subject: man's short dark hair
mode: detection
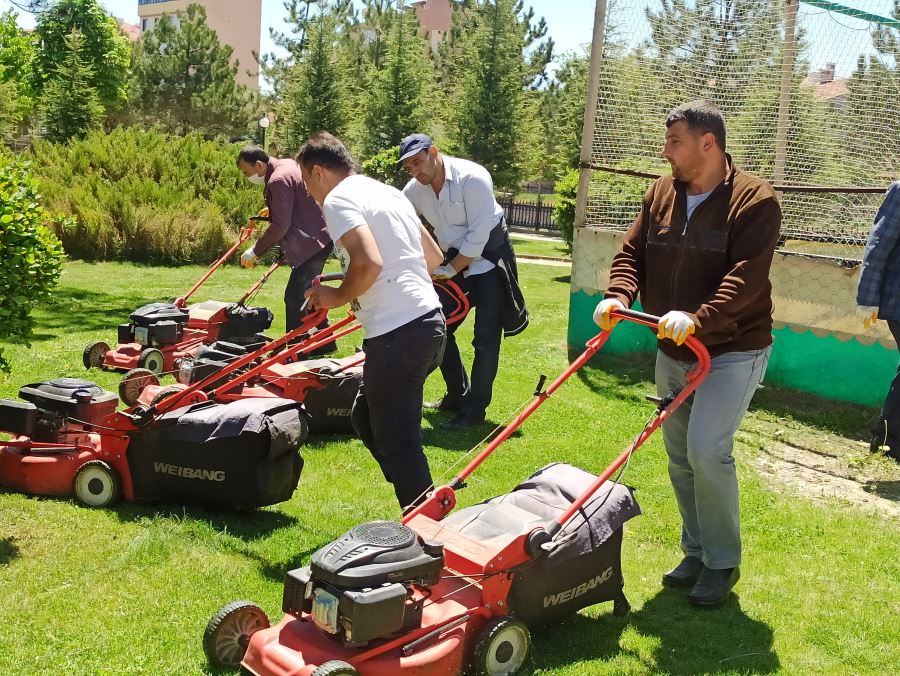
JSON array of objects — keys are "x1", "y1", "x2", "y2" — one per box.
[
  {"x1": 296, "y1": 132, "x2": 355, "y2": 174},
  {"x1": 666, "y1": 100, "x2": 727, "y2": 151},
  {"x1": 237, "y1": 146, "x2": 269, "y2": 166}
]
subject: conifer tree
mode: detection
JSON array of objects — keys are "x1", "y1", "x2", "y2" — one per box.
[
  {"x1": 41, "y1": 29, "x2": 104, "y2": 143},
  {"x1": 130, "y1": 3, "x2": 254, "y2": 137}
]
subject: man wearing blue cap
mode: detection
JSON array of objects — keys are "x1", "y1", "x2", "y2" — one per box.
[{"x1": 400, "y1": 133, "x2": 522, "y2": 430}]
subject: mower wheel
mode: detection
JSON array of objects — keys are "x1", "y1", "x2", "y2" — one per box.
[
  {"x1": 150, "y1": 385, "x2": 186, "y2": 407},
  {"x1": 470, "y1": 617, "x2": 532, "y2": 676},
  {"x1": 311, "y1": 661, "x2": 360, "y2": 676},
  {"x1": 119, "y1": 368, "x2": 160, "y2": 407},
  {"x1": 73, "y1": 460, "x2": 121, "y2": 507},
  {"x1": 138, "y1": 347, "x2": 165, "y2": 374},
  {"x1": 203, "y1": 600, "x2": 269, "y2": 668},
  {"x1": 82, "y1": 341, "x2": 110, "y2": 370}
]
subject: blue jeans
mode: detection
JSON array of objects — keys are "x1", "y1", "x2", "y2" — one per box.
[
  {"x1": 351, "y1": 308, "x2": 446, "y2": 509},
  {"x1": 440, "y1": 268, "x2": 504, "y2": 419},
  {"x1": 655, "y1": 346, "x2": 771, "y2": 569}
]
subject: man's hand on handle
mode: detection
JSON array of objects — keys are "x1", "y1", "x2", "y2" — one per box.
[
  {"x1": 304, "y1": 284, "x2": 345, "y2": 311},
  {"x1": 430, "y1": 263, "x2": 456, "y2": 280},
  {"x1": 593, "y1": 298, "x2": 625, "y2": 331},
  {"x1": 657, "y1": 311, "x2": 695, "y2": 346},
  {"x1": 240, "y1": 246, "x2": 258, "y2": 269}
]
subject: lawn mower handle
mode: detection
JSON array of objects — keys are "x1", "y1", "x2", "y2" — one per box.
[{"x1": 404, "y1": 307, "x2": 711, "y2": 529}]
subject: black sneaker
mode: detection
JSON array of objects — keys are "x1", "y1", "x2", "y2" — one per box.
[
  {"x1": 662, "y1": 555, "x2": 704, "y2": 587},
  {"x1": 688, "y1": 566, "x2": 740, "y2": 607}
]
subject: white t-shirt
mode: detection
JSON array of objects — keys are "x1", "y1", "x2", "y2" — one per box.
[{"x1": 322, "y1": 174, "x2": 440, "y2": 338}]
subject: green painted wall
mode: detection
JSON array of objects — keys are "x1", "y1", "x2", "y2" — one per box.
[{"x1": 568, "y1": 288, "x2": 895, "y2": 407}]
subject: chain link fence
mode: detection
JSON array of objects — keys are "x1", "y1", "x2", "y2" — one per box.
[{"x1": 580, "y1": 0, "x2": 899, "y2": 261}]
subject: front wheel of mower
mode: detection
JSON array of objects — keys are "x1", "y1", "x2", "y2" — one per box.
[
  {"x1": 470, "y1": 617, "x2": 532, "y2": 676},
  {"x1": 138, "y1": 347, "x2": 165, "y2": 374},
  {"x1": 119, "y1": 368, "x2": 159, "y2": 407},
  {"x1": 203, "y1": 600, "x2": 269, "y2": 668},
  {"x1": 150, "y1": 385, "x2": 186, "y2": 407},
  {"x1": 312, "y1": 661, "x2": 359, "y2": 676},
  {"x1": 82, "y1": 341, "x2": 110, "y2": 369},
  {"x1": 73, "y1": 460, "x2": 121, "y2": 507}
]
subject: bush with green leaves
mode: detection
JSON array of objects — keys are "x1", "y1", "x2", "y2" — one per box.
[
  {"x1": 25, "y1": 127, "x2": 263, "y2": 264},
  {"x1": 553, "y1": 168, "x2": 578, "y2": 248},
  {"x1": 0, "y1": 159, "x2": 64, "y2": 373},
  {"x1": 361, "y1": 145, "x2": 409, "y2": 190}
]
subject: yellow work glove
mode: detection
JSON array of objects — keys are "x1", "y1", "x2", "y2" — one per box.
[
  {"x1": 861, "y1": 306, "x2": 878, "y2": 330},
  {"x1": 658, "y1": 311, "x2": 695, "y2": 346},
  {"x1": 257, "y1": 207, "x2": 270, "y2": 219},
  {"x1": 593, "y1": 298, "x2": 625, "y2": 331}
]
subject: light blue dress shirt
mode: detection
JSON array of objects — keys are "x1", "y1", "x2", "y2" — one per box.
[{"x1": 403, "y1": 156, "x2": 505, "y2": 277}]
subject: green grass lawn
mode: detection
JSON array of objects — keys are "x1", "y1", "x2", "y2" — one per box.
[
  {"x1": 511, "y1": 235, "x2": 571, "y2": 260},
  {"x1": 1, "y1": 260, "x2": 898, "y2": 674}
]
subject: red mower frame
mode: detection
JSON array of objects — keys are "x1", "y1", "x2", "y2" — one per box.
[{"x1": 209, "y1": 309, "x2": 711, "y2": 676}]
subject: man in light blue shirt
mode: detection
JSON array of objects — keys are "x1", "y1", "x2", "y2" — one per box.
[{"x1": 400, "y1": 133, "x2": 508, "y2": 429}]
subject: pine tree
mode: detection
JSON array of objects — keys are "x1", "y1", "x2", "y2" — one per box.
[
  {"x1": 361, "y1": 7, "x2": 431, "y2": 156},
  {"x1": 130, "y1": 3, "x2": 254, "y2": 137},
  {"x1": 41, "y1": 29, "x2": 104, "y2": 143},
  {"x1": 32, "y1": 0, "x2": 131, "y2": 109},
  {"x1": 454, "y1": 0, "x2": 535, "y2": 191},
  {"x1": 274, "y1": 11, "x2": 347, "y2": 155}
]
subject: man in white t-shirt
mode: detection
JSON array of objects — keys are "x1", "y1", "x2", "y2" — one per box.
[{"x1": 297, "y1": 131, "x2": 446, "y2": 510}]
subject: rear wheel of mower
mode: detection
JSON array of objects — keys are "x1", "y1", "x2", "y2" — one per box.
[
  {"x1": 311, "y1": 660, "x2": 360, "y2": 676},
  {"x1": 470, "y1": 617, "x2": 532, "y2": 676},
  {"x1": 138, "y1": 347, "x2": 165, "y2": 374},
  {"x1": 82, "y1": 341, "x2": 110, "y2": 369},
  {"x1": 119, "y1": 368, "x2": 159, "y2": 407},
  {"x1": 203, "y1": 600, "x2": 269, "y2": 668},
  {"x1": 73, "y1": 460, "x2": 121, "y2": 507},
  {"x1": 150, "y1": 385, "x2": 186, "y2": 407}
]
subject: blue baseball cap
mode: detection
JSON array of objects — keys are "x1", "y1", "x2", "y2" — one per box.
[{"x1": 398, "y1": 133, "x2": 434, "y2": 163}]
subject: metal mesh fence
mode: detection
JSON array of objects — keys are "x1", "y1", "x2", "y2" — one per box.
[{"x1": 582, "y1": 0, "x2": 900, "y2": 261}]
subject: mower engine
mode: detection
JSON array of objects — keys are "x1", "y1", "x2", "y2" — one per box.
[
  {"x1": 282, "y1": 521, "x2": 444, "y2": 648},
  {"x1": 0, "y1": 378, "x2": 118, "y2": 444},
  {"x1": 120, "y1": 302, "x2": 189, "y2": 348}
]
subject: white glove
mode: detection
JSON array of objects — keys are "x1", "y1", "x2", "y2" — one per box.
[
  {"x1": 658, "y1": 311, "x2": 695, "y2": 346},
  {"x1": 861, "y1": 306, "x2": 878, "y2": 330},
  {"x1": 430, "y1": 263, "x2": 456, "y2": 280},
  {"x1": 240, "y1": 246, "x2": 257, "y2": 268},
  {"x1": 593, "y1": 298, "x2": 625, "y2": 331}
]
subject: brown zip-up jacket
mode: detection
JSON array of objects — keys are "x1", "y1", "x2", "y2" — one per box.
[{"x1": 605, "y1": 155, "x2": 782, "y2": 360}]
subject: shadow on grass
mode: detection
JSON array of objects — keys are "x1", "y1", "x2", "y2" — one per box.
[
  {"x1": 0, "y1": 536, "x2": 19, "y2": 565},
  {"x1": 574, "y1": 351, "x2": 879, "y2": 442},
  {"x1": 863, "y1": 478, "x2": 900, "y2": 502},
  {"x1": 553, "y1": 274, "x2": 571, "y2": 283},
  {"x1": 532, "y1": 587, "x2": 778, "y2": 674},
  {"x1": 31, "y1": 287, "x2": 152, "y2": 341},
  {"x1": 423, "y1": 410, "x2": 524, "y2": 452},
  {"x1": 112, "y1": 502, "x2": 298, "y2": 542}
]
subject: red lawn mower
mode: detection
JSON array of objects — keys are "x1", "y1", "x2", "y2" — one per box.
[
  {"x1": 133, "y1": 276, "x2": 471, "y2": 435},
  {"x1": 202, "y1": 309, "x2": 711, "y2": 676},
  {"x1": 0, "y1": 308, "x2": 336, "y2": 510},
  {"x1": 82, "y1": 213, "x2": 280, "y2": 406}
]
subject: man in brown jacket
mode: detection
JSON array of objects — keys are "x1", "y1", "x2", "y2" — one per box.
[
  {"x1": 594, "y1": 101, "x2": 781, "y2": 606},
  {"x1": 236, "y1": 146, "x2": 334, "y2": 343}
]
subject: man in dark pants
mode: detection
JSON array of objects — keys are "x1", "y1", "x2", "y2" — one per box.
[
  {"x1": 298, "y1": 132, "x2": 446, "y2": 510},
  {"x1": 236, "y1": 146, "x2": 335, "y2": 344},
  {"x1": 400, "y1": 134, "x2": 509, "y2": 430},
  {"x1": 857, "y1": 180, "x2": 900, "y2": 461}
]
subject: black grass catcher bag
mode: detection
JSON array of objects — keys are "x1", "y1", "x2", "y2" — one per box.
[
  {"x1": 296, "y1": 356, "x2": 363, "y2": 434},
  {"x1": 219, "y1": 303, "x2": 274, "y2": 340},
  {"x1": 442, "y1": 462, "x2": 641, "y2": 624},
  {"x1": 127, "y1": 398, "x2": 307, "y2": 509}
]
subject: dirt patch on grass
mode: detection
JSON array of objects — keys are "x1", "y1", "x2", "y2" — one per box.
[{"x1": 738, "y1": 414, "x2": 900, "y2": 519}]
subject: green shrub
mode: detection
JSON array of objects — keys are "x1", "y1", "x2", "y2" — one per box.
[
  {"x1": 553, "y1": 168, "x2": 578, "y2": 248},
  {"x1": 361, "y1": 145, "x2": 409, "y2": 190},
  {"x1": 25, "y1": 126, "x2": 262, "y2": 264},
  {"x1": 0, "y1": 160, "x2": 65, "y2": 372}
]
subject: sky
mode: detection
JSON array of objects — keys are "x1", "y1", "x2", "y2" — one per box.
[{"x1": 2, "y1": 0, "x2": 896, "y2": 80}]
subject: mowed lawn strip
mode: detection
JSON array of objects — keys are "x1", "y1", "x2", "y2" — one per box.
[{"x1": 0, "y1": 260, "x2": 897, "y2": 674}]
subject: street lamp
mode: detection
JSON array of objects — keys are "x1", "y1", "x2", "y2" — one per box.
[{"x1": 259, "y1": 115, "x2": 270, "y2": 153}]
